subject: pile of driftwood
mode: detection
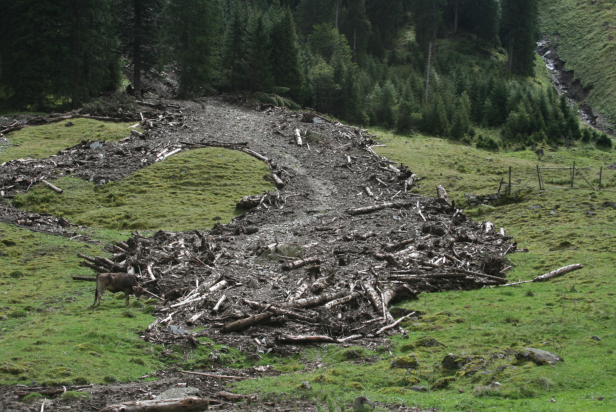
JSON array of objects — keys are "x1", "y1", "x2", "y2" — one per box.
[{"x1": 75, "y1": 191, "x2": 517, "y2": 350}]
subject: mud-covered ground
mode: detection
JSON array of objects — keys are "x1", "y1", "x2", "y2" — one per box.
[{"x1": 0, "y1": 96, "x2": 517, "y2": 411}]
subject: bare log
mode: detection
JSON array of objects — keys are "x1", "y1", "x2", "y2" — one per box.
[
  {"x1": 289, "y1": 283, "x2": 309, "y2": 301},
  {"x1": 272, "y1": 173, "x2": 285, "y2": 188},
  {"x1": 77, "y1": 253, "x2": 97, "y2": 263},
  {"x1": 502, "y1": 264, "x2": 585, "y2": 287},
  {"x1": 436, "y1": 185, "x2": 449, "y2": 204},
  {"x1": 533, "y1": 264, "x2": 584, "y2": 282},
  {"x1": 41, "y1": 179, "x2": 63, "y2": 194},
  {"x1": 80, "y1": 261, "x2": 108, "y2": 273},
  {"x1": 282, "y1": 256, "x2": 320, "y2": 270},
  {"x1": 197, "y1": 272, "x2": 223, "y2": 294},
  {"x1": 277, "y1": 334, "x2": 339, "y2": 344},
  {"x1": 347, "y1": 201, "x2": 412, "y2": 216},
  {"x1": 221, "y1": 311, "x2": 273, "y2": 333},
  {"x1": 243, "y1": 149, "x2": 270, "y2": 163},
  {"x1": 294, "y1": 128, "x2": 303, "y2": 146},
  {"x1": 282, "y1": 289, "x2": 347, "y2": 309},
  {"x1": 179, "y1": 370, "x2": 244, "y2": 379},
  {"x1": 101, "y1": 397, "x2": 210, "y2": 412},
  {"x1": 212, "y1": 295, "x2": 226, "y2": 313},
  {"x1": 186, "y1": 311, "x2": 205, "y2": 325},
  {"x1": 324, "y1": 291, "x2": 361, "y2": 309},
  {"x1": 209, "y1": 280, "x2": 228, "y2": 293},
  {"x1": 362, "y1": 282, "x2": 395, "y2": 323}
]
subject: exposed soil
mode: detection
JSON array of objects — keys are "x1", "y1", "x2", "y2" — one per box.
[{"x1": 0, "y1": 96, "x2": 517, "y2": 411}]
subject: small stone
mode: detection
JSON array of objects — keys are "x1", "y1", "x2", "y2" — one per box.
[
  {"x1": 65, "y1": 121, "x2": 74, "y2": 127},
  {"x1": 597, "y1": 396, "x2": 604, "y2": 401},
  {"x1": 410, "y1": 385, "x2": 428, "y2": 392},
  {"x1": 353, "y1": 396, "x2": 375, "y2": 411},
  {"x1": 489, "y1": 382, "x2": 502, "y2": 388},
  {"x1": 591, "y1": 335, "x2": 601, "y2": 341},
  {"x1": 549, "y1": 397, "x2": 556, "y2": 403},
  {"x1": 300, "y1": 381, "x2": 312, "y2": 390},
  {"x1": 486, "y1": 158, "x2": 493, "y2": 162}
]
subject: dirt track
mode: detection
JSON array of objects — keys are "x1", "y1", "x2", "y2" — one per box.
[{"x1": 0, "y1": 96, "x2": 516, "y2": 411}]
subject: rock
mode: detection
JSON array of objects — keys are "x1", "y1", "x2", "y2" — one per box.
[
  {"x1": 409, "y1": 385, "x2": 428, "y2": 393},
  {"x1": 155, "y1": 386, "x2": 200, "y2": 400},
  {"x1": 89, "y1": 141, "x2": 103, "y2": 149},
  {"x1": 489, "y1": 382, "x2": 501, "y2": 388},
  {"x1": 65, "y1": 121, "x2": 74, "y2": 127},
  {"x1": 591, "y1": 335, "x2": 601, "y2": 341},
  {"x1": 391, "y1": 354, "x2": 419, "y2": 369},
  {"x1": 527, "y1": 205, "x2": 542, "y2": 210},
  {"x1": 353, "y1": 396, "x2": 375, "y2": 411},
  {"x1": 516, "y1": 348, "x2": 564, "y2": 365},
  {"x1": 602, "y1": 202, "x2": 616, "y2": 209},
  {"x1": 299, "y1": 381, "x2": 312, "y2": 390},
  {"x1": 486, "y1": 158, "x2": 493, "y2": 162},
  {"x1": 442, "y1": 353, "x2": 464, "y2": 370}
]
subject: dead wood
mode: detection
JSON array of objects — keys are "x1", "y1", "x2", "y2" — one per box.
[
  {"x1": 436, "y1": 185, "x2": 449, "y2": 204},
  {"x1": 282, "y1": 289, "x2": 347, "y2": 309},
  {"x1": 100, "y1": 397, "x2": 210, "y2": 412},
  {"x1": 282, "y1": 256, "x2": 320, "y2": 270},
  {"x1": 502, "y1": 264, "x2": 584, "y2": 287},
  {"x1": 376, "y1": 311, "x2": 415, "y2": 335},
  {"x1": 362, "y1": 282, "x2": 395, "y2": 323},
  {"x1": 347, "y1": 201, "x2": 412, "y2": 216},
  {"x1": 41, "y1": 179, "x2": 63, "y2": 194},
  {"x1": 221, "y1": 312, "x2": 273, "y2": 333},
  {"x1": 179, "y1": 370, "x2": 245, "y2": 380},
  {"x1": 243, "y1": 300, "x2": 317, "y2": 323}
]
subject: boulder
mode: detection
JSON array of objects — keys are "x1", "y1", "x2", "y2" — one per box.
[
  {"x1": 516, "y1": 348, "x2": 564, "y2": 365},
  {"x1": 391, "y1": 354, "x2": 419, "y2": 370},
  {"x1": 353, "y1": 396, "x2": 375, "y2": 411}
]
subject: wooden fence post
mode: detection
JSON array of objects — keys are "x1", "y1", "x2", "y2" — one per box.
[
  {"x1": 536, "y1": 165, "x2": 542, "y2": 190},
  {"x1": 599, "y1": 167, "x2": 603, "y2": 190}
]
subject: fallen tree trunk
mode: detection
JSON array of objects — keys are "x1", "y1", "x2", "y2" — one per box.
[
  {"x1": 272, "y1": 173, "x2": 285, "y2": 188},
  {"x1": 221, "y1": 311, "x2": 273, "y2": 333},
  {"x1": 436, "y1": 185, "x2": 449, "y2": 204},
  {"x1": 501, "y1": 264, "x2": 584, "y2": 287},
  {"x1": 101, "y1": 397, "x2": 210, "y2": 412},
  {"x1": 282, "y1": 256, "x2": 320, "y2": 270},
  {"x1": 41, "y1": 179, "x2": 63, "y2": 193},
  {"x1": 347, "y1": 201, "x2": 412, "y2": 216},
  {"x1": 362, "y1": 282, "x2": 394, "y2": 323},
  {"x1": 294, "y1": 129, "x2": 303, "y2": 146},
  {"x1": 243, "y1": 300, "x2": 317, "y2": 323},
  {"x1": 282, "y1": 289, "x2": 347, "y2": 309},
  {"x1": 324, "y1": 291, "x2": 361, "y2": 309}
]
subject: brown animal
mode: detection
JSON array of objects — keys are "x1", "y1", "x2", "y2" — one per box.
[{"x1": 94, "y1": 273, "x2": 145, "y2": 307}]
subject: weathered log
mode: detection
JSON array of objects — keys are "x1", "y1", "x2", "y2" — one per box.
[
  {"x1": 41, "y1": 179, "x2": 63, "y2": 194},
  {"x1": 436, "y1": 185, "x2": 449, "y2": 204},
  {"x1": 324, "y1": 291, "x2": 361, "y2": 309},
  {"x1": 501, "y1": 264, "x2": 584, "y2": 287},
  {"x1": 208, "y1": 280, "x2": 227, "y2": 293},
  {"x1": 294, "y1": 128, "x2": 303, "y2": 146},
  {"x1": 221, "y1": 311, "x2": 273, "y2": 333},
  {"x1": 179, "y1": 370, "x2": 244, "y2": 379},
  {"x1": 272, "y1": 173, "x2": 285, "y2": 188},
  {"x1": 78, "y1": 253, "x2": 97, "y2": 263},
  {"x1": 131, "y1": 130, "x2": 145, "y2": 138},
  {"x1": 243, "y1": 149, "x2": 270, "y2": 163},
  {"x1": 362, "y1": 282, "x2": 395, "y2": 323},
  {"x1": 186, "y1": 311, "x2": 205, "y2": 325},
  {"x1": 282, "y1": 256, "x2": 320, "y2": 270},
  {"x1": 347, "y1": 201, "x2": 412, "y2": 216},
  {"x1": 277, "y1": 334, "x2": 338, "y2": 344},
  {"x1": 364, "y1": 187, "x2": 374, "y2": 197},
  {"x1": 101, "y1": 397, "x2": 210, "y2": 412},
  {"x1": 212, "y1": 295, "x2": 226, "y2": 313},
  {"x1": 80, "y1": 261, "x2": 108, "y2": 273},
  {"x1": 383, "y1": 239, "x2": 414, "y2": 252},
  {"x1": 289, "y1": 283, "x2": 309, "y2": 301},
  {"x1": 282, "y1": 289, "x2": 347, "y2": 309},
  {"x1": 197, "y1": 272, "x2": 223, "y2": 294}
]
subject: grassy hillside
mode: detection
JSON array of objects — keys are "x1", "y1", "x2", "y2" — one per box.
[
  {"x1": 539, "y1": 0, "x2": 616, "y2": 124},
  {"x1": 228, "y1": 134, "x2": 616, "y2": 411}
]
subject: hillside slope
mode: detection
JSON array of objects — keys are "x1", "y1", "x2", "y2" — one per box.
[{"x1": 539, "y1": 0, "x2": 616, "y2": 129}]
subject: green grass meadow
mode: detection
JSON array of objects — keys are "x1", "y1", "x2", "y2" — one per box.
[
  {"x1": 0, "y1": 118, "x2": 139, "y2": 164},
  {"x1": 2, "y1": 118, "x2": 616, "y2": 410},
  {"x1": 12, "y1": 147, "x2": 273, "y2": 232}
]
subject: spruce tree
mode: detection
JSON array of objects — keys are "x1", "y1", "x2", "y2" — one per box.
[
  {"x1": 270, "y1": 7, "x2": 304, "y2": 102},
  {"x1": 501, "y1": 0, "x2": 538, "y2": 75},
  {"x1": 341, "y1": 0, "x2": 371, "y2": 62},
  {"x1": 244, "y1": 12, "x2": 274, "y2": 93},
  {"x1": 221, "y1": 1, "x2": 248, "y2": 91},
  {"x1": 365, "y1": 0, "x2": 404, "y2": 47},
  {"x1": 296, "y1": 0, "x2": 336, "y2": 35},
  {"x1": 162, "y1": 0, "x2": 220, "y2": 98},
  {"x1": 118, "y1": 0, "x2": 164, "y2": 97}
]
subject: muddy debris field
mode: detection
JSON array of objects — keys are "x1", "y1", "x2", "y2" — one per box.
[{"x1": 0, "y1": 96, "x2": 518, "y2": 410}]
